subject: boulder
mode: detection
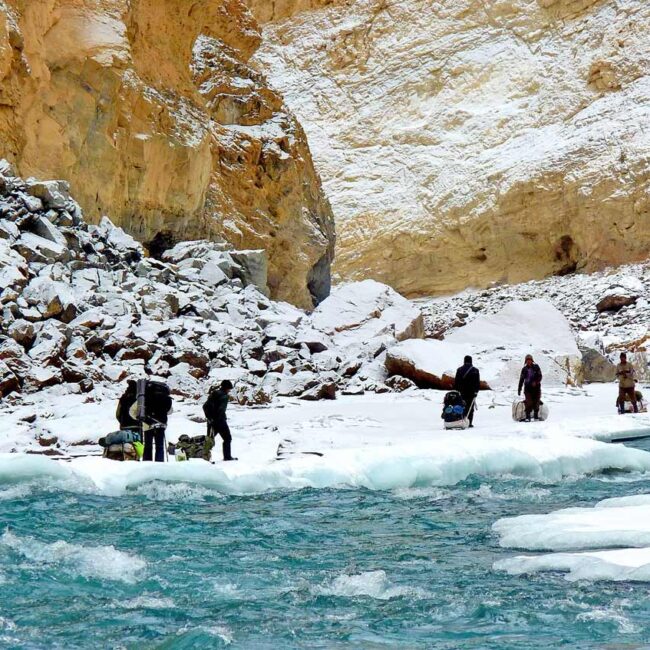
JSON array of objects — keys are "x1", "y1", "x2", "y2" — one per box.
[
  {"x1": 26, "y1": 179, "x2": 70, "y2": 209},
  {"x1": 22, "y1": 277, "x2": 78, "y2": 321},
  {"x1": 230, "y1": 249, "x2": 270, "y2": 296},
  {"x1": 385, "y1": 375, "x2": 417, "y2": 392},
  {"x1": 294, "y1": 327, "x2": 330, "y2": 353},
  {"x1": 29, "y1": 216, "x2": 68, "y2": 248},
  {"x1": 28, "y1": 324, "x2": 68, "y2": 366},
  {"x1": 596, "y1": 293, "x2": 638, "y2": 313},
  {"x1": 300, "y1": 380, "x2": 337, "y2": 401},
  {"x1": 310, "y1": 280, "x2": 424, "y2": 350},
  {"x1": 14, "y1": 232, "x2": 68, "y2": 263},
  {"x1": 0, "y1": 219, "x2": 19, "y2": 240},
  {"x1": 0, "y1": 360, "x2": 20, "y2": 396},
  {"x1": 385, "y1": 339, "x2": 461, "y2": 389},
  {"x1": 97, "y1": 217, "x2": 143, "y2": 261},
  {"x1": 235, "y1": 384, "x2": 273, "y2": 406},
  {"x1": 580, "y1": 348, "x2": 617, "y2": 383},
  {"x1": 8, "y1": 319, "x2": 35, "y2": 347},
  {"x1": 25, "y1": 366, "x2": 63, "y2": 390},
  {"x1": 445, "y1": 299, "x2": 582, "y2": 387},
  {"x1": 246, "y1": 358, "x2": 267, "y2": 376}
]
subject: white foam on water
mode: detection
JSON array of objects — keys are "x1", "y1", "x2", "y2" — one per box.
[
  {"x1": 213, "y1": 582, "x2": 242, "y2": 599},
  {"x1": 392, "y1": 486, "x2": 452, "y2": 501},
  {"x1": 120, "y1": 596, "x2": 176, "y2": 610},
  {"x1": 132, "y1": 481, "x2": 221, "y2": 502},
  {"x1": 1, "y1": 530, "x2": 146, "y2": 583},
  {"x1": 177, "y1": 623, "x2": 233, "y2": 645},
  {"x1": 3, "y1": 432, "x2": 650, "y2": 497},
  {"x1": 0, "y1": 484, "x2": 32, "y2": 501},
  {"x1": 313, "y1": 570, "x2": 428, "y2": 600},
  {"x1": 576, "y1": 608, "x2": 640, "y2": 634}
]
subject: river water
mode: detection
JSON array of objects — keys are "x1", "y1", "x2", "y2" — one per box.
[{"x1": 3, "y1": 441, "x2": 650, "y2": 649}]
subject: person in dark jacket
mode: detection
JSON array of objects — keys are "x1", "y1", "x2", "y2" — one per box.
[
  {"x1": 518, "y1": 354, "x2": 543, "y2": 421},
  {"x1": 203, "y1": 380, "x2": 237, "y2": 461},
  {"x1": 139, "y1": 380, "x2": 173, "y2": 462},
  {"x1": 116, "y1": 380, "x2": 139, "y2": 431},
  {"x1": 454, "y1": 355, "x2": 481, "y2": 427}
]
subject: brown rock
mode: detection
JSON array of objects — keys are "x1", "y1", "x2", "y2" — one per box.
[
  {"x1": 0, "y1": 360, "x2": 20, "y2": 396},
  {"x1": 596, "y1": 294, "x2": 638, "y2": 313},
  {"x1": 385, "y1": 375, "x2": 416, "y2": 392},
  {"x1": 299, "y1": 380, "x2": 337, "y2": 400},
  {"x1": 385, "y1": 353, "x2": 454, "y2": 390}
]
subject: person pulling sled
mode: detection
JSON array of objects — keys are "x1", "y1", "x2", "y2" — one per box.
[
  {"x1": 454, "y1": 355, "x2": 480, "y2": 427},
  {"x1": 616, "y1": 352, "x2": 638, "y2": 414},
  {"x1": 517, "y1": 355, "x2": 543, "y2": 422}
]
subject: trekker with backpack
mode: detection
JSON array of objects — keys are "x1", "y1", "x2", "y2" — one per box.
[
  {"x1": 131, "y1": 379, "x2": 173, "y2": 462},
  {"x1": 517, "y1": 354, "x2": 542, "y2": 421},
  {"x1": 203, "y1": 380, "x2": 237, "y2": 461},
  {"x1": 454, "y1": 355, "x2": 480, "y2": 427}
]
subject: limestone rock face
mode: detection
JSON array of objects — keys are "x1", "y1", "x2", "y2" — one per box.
[
  {"x1": 250, "y1": 0, "x2": 650, "y2": 297},
  {"x1": 0, "y1": 0, "x2": 334, "y2": 307}
]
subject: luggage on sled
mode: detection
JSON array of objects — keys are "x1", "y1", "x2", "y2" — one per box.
[
  {"x1": 512, "y1": 399, "x2": 549, "y2": 422},
  {"x1": 618, "y1": 390, "x2": 648, "y2": 414},
  {"x1": 441, "y1": 390, "x2": 470, "y2": 430}
]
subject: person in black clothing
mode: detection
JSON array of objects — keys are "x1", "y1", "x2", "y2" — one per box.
[
  {"x1": 203, "y1": 380, "x2": 237, "y2": 461},
  {"x1": 116, "y1": 380, "x2": 139, "y2": 431},
  {"x1": 140, "y1": 380, "x2": 173, "y2": 462},
  {"x1": 454, "y1": 355, "x2": 481, "y2": 427},
  {"x1": 517, "y1": 354, "x2": 543, "y2": 421}
]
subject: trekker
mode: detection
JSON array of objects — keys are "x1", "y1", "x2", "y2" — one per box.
[
  {"x1": 454, "y1": 355, "x2": 480, "y2": 428},
  {"x1": 616, "y1": 352, "x2": 638, "y2": 414},
  {"x1": 132, "y1": 379, "x2": 173, "y2": 462},
  {"x1": 116, "y1": 380, "x2": 139, "y2": 431},
  {"x1": 203, "y1": 380, "x2": 237, "y2": 461},
  {"x1": 518, "y1": 354, "x2": 542, "y2": 421}
]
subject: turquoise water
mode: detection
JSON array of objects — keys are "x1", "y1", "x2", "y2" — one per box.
[{"x1": 3, "y1": 445, "x2": 650, "y2": 648}]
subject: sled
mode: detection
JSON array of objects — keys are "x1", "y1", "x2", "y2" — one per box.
[
  {"x1": 512, "y1": 399, "x2": 549, "y2": 422},
  {"x1": 443, "y1": 417, "x2": 470, "y2": 431},
  {"x1": 619, "y1": 399, "x2": 648, "y2": 414}
]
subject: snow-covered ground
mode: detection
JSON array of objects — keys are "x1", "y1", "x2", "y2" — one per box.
[{"x1": 1, "y1": 383, "x2": 648, "y2": 497}]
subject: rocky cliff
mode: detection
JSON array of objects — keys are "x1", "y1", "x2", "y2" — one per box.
[
  {"x1": 0, "y1": 0, "x2": 334, "y2": 307},
  {"x1": 249, "y1": 0, "x2": 650, "y2": 297}
]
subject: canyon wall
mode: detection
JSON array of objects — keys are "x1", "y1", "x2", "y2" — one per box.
[
  {"x1": 249, "y1": 0, "x2": 650, "y2": 296},
  {"x1": 0, "y1": 0, "x2": 335, "y2": 307}
]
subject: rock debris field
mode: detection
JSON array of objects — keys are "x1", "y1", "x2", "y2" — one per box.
[{"x1": 0, "y1": 164, "x2": 424, "y2": 409}]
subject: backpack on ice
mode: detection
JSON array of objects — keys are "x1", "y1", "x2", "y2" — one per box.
[
  {"x1": 512, "y1": 399, "x2": 549, "y2": 422},
  {"x1": 99, "y1": 430, "x2": 143, "y2": 461},
  {"x1": 441, "y1": 391, "x2": 469, "y2": 430},
  {"x1": 172, "y1": 434, "x2": 212, "y2": 461}
]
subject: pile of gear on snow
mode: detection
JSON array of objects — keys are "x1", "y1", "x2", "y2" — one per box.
[{"x1": 0, "y1": 163, "x2": 425, "y2": 404}]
